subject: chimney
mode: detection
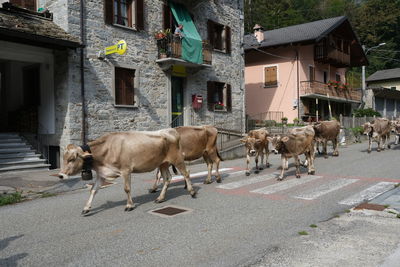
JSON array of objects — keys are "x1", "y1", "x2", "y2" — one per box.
[{"x1": 253, "y1": 24, "x2": 264, "y2": 43}]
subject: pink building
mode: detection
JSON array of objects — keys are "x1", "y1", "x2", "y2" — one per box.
[{"x1": 244, "y1": 16, "x2": 367, "y2": 123}]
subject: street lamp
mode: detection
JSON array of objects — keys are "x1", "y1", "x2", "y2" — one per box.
[{"x1": 361, "y1": 43, "x2": 386, "y2": 106}]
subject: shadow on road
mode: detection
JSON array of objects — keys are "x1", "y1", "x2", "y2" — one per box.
[{"x1": 0, "y1": 235, "x2": 28, "y2": 267}]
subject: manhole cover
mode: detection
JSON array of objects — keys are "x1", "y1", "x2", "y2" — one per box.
[
  {"x1": 149, "y1": 205, "x2": 192, "y2": 218},
  {"x1": 354, "y1": 203, "x2": 386, "y2": 211}
]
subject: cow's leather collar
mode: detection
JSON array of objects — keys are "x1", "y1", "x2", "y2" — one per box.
[{"x1": 80, "y1": 144, "x2": 91, "y2": 154}]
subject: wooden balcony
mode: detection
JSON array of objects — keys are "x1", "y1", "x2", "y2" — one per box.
[
  {"x1": 300, "y1": 81, "x2": 361, "y2": 102},
  {"x1": 156, "y1": 36, "x2": 212, "y2": 69},
  {"x1": 314, "y1": 43, "x2": 351, "y2": 67}
]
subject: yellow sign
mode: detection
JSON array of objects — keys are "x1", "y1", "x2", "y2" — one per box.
[
  {"x1": 172, "y1": 65, "x2": 187, "y2": 77},
  {"x1": 105, "y1": 40, "x2": 127, "y2": 55}
]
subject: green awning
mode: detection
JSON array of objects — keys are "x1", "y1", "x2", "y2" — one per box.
[{"x1": 169, "y1": 2, "x2": 203, "y2": 64}]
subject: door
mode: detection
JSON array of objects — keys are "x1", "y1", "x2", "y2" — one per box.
[{"x1": 171, "y1": 76, "x2": 184, "y2": 127}]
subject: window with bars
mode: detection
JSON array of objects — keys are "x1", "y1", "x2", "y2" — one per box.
[
  {"x1": 207, "y1": 81, "x2": 232, "y2": 112},
  {"x1": 207, "y1": 20, "x2": 231, "y2": 53},
  {"x1": 115, "y1": 67, "x2": 136, "y2": 106},
  {"x1": 10, "y1": 0, "x2": 36, "y2": 11},
  {"x1": 105, "y1": 0, "x2": 144, "y2": 30},
  {"x1": 264, "y1": 66, "x2": 278, "y2": 87}
]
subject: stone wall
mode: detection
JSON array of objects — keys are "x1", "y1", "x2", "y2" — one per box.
[{"x1": 46, "y1": 0, "x2": 244, "y2": 148}]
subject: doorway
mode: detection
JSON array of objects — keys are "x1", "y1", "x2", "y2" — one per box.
[{"x1": 171, "y1": 76, "x2": 184, "y2": 127}]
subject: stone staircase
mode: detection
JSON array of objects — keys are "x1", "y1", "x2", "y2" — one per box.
[{"x1": 0, "y1": 133, "x2": 50, "y2": 173}]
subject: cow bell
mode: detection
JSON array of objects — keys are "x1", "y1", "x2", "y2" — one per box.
[{"x1": 81, "y1": 170, "x2": 93, "y2": 180}]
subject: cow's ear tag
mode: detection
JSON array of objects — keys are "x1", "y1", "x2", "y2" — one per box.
[{"x1": 281, "y1": 136, "x2": 289, "y2": 142}]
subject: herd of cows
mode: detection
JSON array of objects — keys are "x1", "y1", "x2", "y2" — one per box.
[{"x1": 57, "y1": 118, "x2": 400, "y2": 214}]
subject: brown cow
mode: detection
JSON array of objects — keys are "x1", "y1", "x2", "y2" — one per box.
[
  {"x1": 268, "y1": 126, "x2": 315, "y2": 180},
  {"x1": 363, "y1": 118, "x2": 392, "y2": 153},
  {"x1": 241, "y1": 128, "x2": 270, "y2": 176},
  {"x1": 150, "y1": 125, "x2": 223, "y2": 192},
  {"x1": 390, "y1": 119, "x2": 400, "y2": 145},
  {"x1": 58, "y1": 129, "x2": 196, "y2": 214},
  {"x1": 313, "y1": 120, "x2": 341, "y2": 158}
]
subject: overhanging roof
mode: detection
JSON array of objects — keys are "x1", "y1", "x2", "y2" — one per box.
[
  {"x1": 0, "y1": 4, "x2": 82, "y2": 49},
  {"x1": 368, "y1": 87, "x2": 400, "y2": 100},
  {"x1": 366, "y1": 68, "x2": 400, "y2": 82}
]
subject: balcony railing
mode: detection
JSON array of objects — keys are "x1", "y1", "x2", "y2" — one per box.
[
  {"x1": 156, "y1": 36, "x2": 212, "y2": 65},
  {"x1": 300, "y1": 81, "x2": 361, "y2": 102},
  {"x1": 315, "y1": 43, "x2": 350, "y2": 67}
]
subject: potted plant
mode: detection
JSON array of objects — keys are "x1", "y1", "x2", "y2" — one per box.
[
  {"x1": 159, "y1": 48, "x2": 167, "y2": 58},
  {"x1": 293, "y1": 117, "x2": 299, "y2": 125},
  {"x1": 281, "y1": 117, "x2": 288, "y2": 125},
  {"x1": 214, "y1": 101, "x2": 225, "y2": 110},
  {"x1": 154, "y1": 28, "x2": 171, "y2": 40}
]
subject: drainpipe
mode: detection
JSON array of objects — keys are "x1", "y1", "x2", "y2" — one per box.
[
  {"x1": 296, "y1": 49, "x2": 300, "y2": 120},
  {"x1": 80, "y1": 0, "x2": 87, "y2": 143}
]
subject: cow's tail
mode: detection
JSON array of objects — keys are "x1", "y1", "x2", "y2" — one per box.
[
  {"x1": 171, "y1": 165, "x2": 178, "y2": 175},
  {"x1": 217, "y1": 149, "x2": 224, "y2": 161}
]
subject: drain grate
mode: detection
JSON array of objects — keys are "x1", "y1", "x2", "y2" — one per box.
[
  {"x1": 149, "y1": 205, "x2": 192, "y2": 218},
  {"x1": 354, "y1": 203, "x2": 386, "y2": 211}
]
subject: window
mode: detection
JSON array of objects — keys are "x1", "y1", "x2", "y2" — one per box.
[
  {"x1": 115, "y1": 67, "x2": 136, "y2": 106},
  {"x1": 207, "y1": 20, "x2": 231, "y2": 53},
  {"x1": 309, "y1": 66, "x2": 315, "y2": 82},
  {"x1": 323, "y1": 71, "x2": 328, "y2": 83},
  {"x1": 105, "y1": 0, "x2": 144, "y2": 30},
  {"x1": 10, "y1": 0, "x2": 36, "y2": 11},
  {"x1": 207, "y1": 81, "x2": 232, "y2": 111},
  {"x1": 264, "y1": 66, "x2": 278, "y2": 87},
  {"x1": 335, "y1": 73, "x2": 341, "y2": 82}
]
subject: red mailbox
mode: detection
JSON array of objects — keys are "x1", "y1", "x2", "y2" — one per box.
[{"x1": 192, "y1": 94, "x2": 203, "y2": 110}]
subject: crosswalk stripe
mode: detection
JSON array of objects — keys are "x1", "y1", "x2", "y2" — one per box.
[
  {"x1": 216, "y1": 173, "x2": 279, "y2": 190},
  {"x1": 338, "y1": 182, "x2": 397, "y2": 206},
  {"x1": 250, "y1": 175, "x2": 323, "y2": 195},
  {"x1": 171, "y1": 168, "x2": 233, "y2": 181},
  {"x1": 293, "y1": 178, "x2": 358, "y2": 200}
]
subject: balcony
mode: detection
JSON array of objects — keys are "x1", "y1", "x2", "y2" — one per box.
[
  {"x1": 314, "y1": 43, "x2": 350, "y2": 67},
  {"x1": 156, "y1": 36, "x2": 212, "y2": 70},
  {"x1": 300, "y1": 81, "x2": 361, "y2": 102}
]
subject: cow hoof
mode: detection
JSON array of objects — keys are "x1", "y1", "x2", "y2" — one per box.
[
  {"x1": 81, "y1": 209, "x2": 90, "y2": 215},
  {"x1": 388, "y1": 145, "x2": 391, "y2": 149},
  {"x1": 216, "y1": 178, "x2": 222, "y2": 183},
  {"x1": 190, "y1": 190, "x2": 197, "y2": 198},
  {"x1": 308, "y1": 170, "x2": 315, "y2": 175},
  {"x1": 245, "y1": 171, "x2": 250, "y2": 176},
  {"x1": 154, "y1": 198, "x2": 165, "y2": 203},
  {"x1": 259, "y1": 167, "x2": 264, "y2": 171},
  {"x1": 367, "y1": 150, "x2": 371, "y2": 154},
  {"x1": 149, "y1": 188, "x2": 157, "y2": 193},
  {"x1": 203, "y1": 180, "x2": 212, "y2": 184},
  {"x1": 377, "y1": 149, "x2": 381, "y2": 152},
  {"x1": 266, "y1": 163, "x2": 270, "y2": 168},
  {"x1": 255, "y1": 170, "x2": 259, "y2": 174},
  {"x1": 324, "y1": 155, "x2": 328, "y2": 159},
  {"x1": 333, "y1": 153, "x2": 339, "y2": 157},
  {"x1": 124, "y1": 206, "x2": 134, "y2": 212},
  {"x1": 277, "y1": 177, "x2": 283, "y2": 181},
  {"x1": 296, "y1": 174, "x2": 301, "y2": 178}
]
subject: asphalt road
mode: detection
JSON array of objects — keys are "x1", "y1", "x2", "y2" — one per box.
[{"x1": 1, "y1": 142, "x2": 399, "y2": 266}]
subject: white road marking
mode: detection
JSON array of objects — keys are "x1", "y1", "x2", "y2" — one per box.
[
  {"x1": 338, "y1": 182, "x2": 397, "y2": 206},
  {"x1": 293, "y1": 178, "x2": 358, "y2": 200},
  {"x1": 216, "y1": 173, "x2": 279, "y2": 190},
  {"x1": 171, "y1": 168, "x2": 233, "y2": 181},
  {"x1": 250, "y1": 175, "x2": 323, "y2": 195}
]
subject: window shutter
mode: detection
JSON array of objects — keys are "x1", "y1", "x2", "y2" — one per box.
[
  {"x1": 163, "y1": 3, "x2": 171, "y2": 30},
  {"x1": 11, "y1": 0, "x2": 36, "y2": 10},
  {"x1": 225, "y1": 25, "x2": 231, "y2": 54},
  {"x1": 127, "y1": 0, "x2": 133, "y2": 27},
  {"x1": 226, "y1": 84, "x2": 232, "y2": 112},
  {"x1": 136, "y1": 0, "x2": 144, "y2": 30},
  {"x1": 104, "y1": 0, "x2": 113, "y2": 25},
  {"x1": 207, "y1": 20, "x2": 215, "y2": 47},
  {"x1": 207, "y1": 81, "x2": 216, "y2": 111},
  {"x1": 265, "y1": 66, "x2": 277, "y2": 86}
]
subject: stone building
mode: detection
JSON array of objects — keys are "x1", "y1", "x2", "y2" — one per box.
[{"x1": 0, "y1": 0, "x2": 245, "y2": 170}]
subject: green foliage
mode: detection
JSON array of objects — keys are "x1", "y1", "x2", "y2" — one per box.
[
  {"x1": 40, "y1": 192, "x2": 57, "y2": 198},
  {"x1": 298, "y1": 231, "x2": 309, "y2": 235},
  {"x1": 349, "y1": 126, "x2": 363, "y2": 136},
  {"x1": 309, "y1": 224, "x2": 317, "y2": 228},
  {"x1": 352, "y1": 108, "x2": 381, "y2": 117},
  {"x1": 0, "y1": 192, "x2": 22, "y2": 206}
]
